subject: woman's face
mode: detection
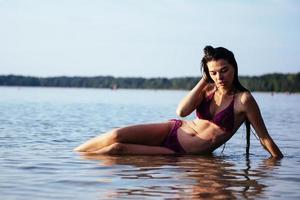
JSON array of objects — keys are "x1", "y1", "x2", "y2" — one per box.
[{"x1": 206, "y1": 59, "x2": 235, "y2": 90}]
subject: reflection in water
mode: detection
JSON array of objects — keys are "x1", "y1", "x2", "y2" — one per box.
[{"x1": 81, "y1": 155, "x2": 281, "y2": 199}]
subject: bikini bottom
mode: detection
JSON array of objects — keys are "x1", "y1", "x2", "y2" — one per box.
[{"x1": 162, "y1": 119, "x2": 186, "y2": 154}]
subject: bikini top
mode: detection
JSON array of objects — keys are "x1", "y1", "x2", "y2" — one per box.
[{"x1": 196, "y1": 91, "x2": 235, "y2": 132}]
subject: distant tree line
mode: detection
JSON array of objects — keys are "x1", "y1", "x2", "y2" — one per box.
[{"x1": 0, "y1": 73, "x2": 299, "y2": 92}]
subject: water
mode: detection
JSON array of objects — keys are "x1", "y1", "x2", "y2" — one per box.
[{"x1": 0, "y1": 86, "x2": 299, "y2": 199}]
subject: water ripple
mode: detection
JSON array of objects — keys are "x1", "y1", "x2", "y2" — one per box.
[{"x1": 1, "y1": 88, "x2": 300, "y2": 199}]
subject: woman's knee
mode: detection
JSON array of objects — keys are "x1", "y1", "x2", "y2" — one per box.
[
  {"x1": 106, "y1": 143, "x2": 126, "y2": 154},
  {"x1": 109, "y1": 128, "x2": 127, "y2": 143},
  {"x1": 108, "y1": 128, "x2": 120, "y2": 142}
]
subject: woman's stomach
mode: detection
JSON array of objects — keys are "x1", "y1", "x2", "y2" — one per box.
[{"x1": 177, "y1": 119, "x2": 230, "y2": 154}]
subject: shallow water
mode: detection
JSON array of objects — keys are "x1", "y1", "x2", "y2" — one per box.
[{"x1": 0, "y1": 87, "x2": 299, "y2": 199}]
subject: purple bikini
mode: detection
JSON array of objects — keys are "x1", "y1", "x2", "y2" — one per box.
[
  {"x1": 162, "y1": 119, "x2": 186, "y2": 154},
  {"x1": 196, "y1": 91, "x2": 235, "y2": 133}
]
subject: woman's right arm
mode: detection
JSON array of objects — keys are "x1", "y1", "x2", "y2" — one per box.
[
  {"x1": 176, "y1": 77, "x2": 208, "y2": 117},
  {"x1": 243, "y1": 92, "x2": 283, "y2": 158}
]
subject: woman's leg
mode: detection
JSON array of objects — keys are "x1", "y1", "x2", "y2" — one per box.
[
  {"x1": 81, "y1": 143, "x2": 175, "y2": 155},
  {"x1": 74, "y1": 121, "x2": 173, "y2": 152}
]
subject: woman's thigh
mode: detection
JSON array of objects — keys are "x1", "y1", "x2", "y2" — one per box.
[{"x1": 115, "y1": 121, "x2": 173, "y2": 146}]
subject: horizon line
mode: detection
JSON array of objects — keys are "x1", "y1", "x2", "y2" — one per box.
[{"x1": 0, "y1": 72, "x2": 299, "y2": 79}]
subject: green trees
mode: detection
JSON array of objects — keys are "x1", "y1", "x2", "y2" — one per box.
[
  {"x1": 240, "y1": 73, "x2": 300, "y2": 92},
  {"x1": 0, "y1": 73, "x2": 299, "y2": 92}
]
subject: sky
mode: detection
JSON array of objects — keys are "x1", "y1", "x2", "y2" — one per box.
[{"x1": 0, "y1": 0, "x2": 299, "y2": 78}]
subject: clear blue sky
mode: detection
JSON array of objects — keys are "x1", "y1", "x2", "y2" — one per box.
[{"x1": 0, "y1": 0, "x2": 299, "y2": 78}]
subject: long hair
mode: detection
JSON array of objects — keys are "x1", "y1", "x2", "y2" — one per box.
[{"x1": 201, "y1": 45, "x2": 251, "y2": 155}]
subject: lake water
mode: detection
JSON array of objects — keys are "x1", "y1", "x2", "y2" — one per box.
[{"x1": 1, "y1": 86, "x2": 300, "y2": 199}]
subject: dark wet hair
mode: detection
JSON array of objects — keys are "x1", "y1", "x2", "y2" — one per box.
[{"x1": 201, "y1": 45, "x2": 251, "y2": 156}]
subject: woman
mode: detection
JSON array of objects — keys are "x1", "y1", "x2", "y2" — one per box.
[{"x1": 74, "y1": 46, "x2": 283, "y2": 158}]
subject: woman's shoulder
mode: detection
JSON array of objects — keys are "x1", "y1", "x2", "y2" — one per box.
[
  {"x1": 235, "y1": 90, "x2": 253, "y2": 102},
  {"x1": 235, "y1": 90, "x2": 257, "y2": 111}
]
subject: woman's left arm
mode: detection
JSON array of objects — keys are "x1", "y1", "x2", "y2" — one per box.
[{"x1": 244, "y1": 93, "x2": 283, "y2": 159}]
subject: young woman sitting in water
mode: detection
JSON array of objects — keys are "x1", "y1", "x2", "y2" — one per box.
[{"x1": 74, "y1": 46, "x2": 283, "y2": 158}]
